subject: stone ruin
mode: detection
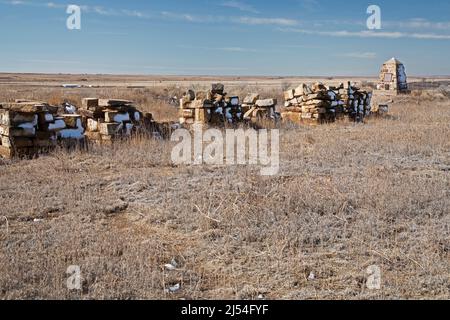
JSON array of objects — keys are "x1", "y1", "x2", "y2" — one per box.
[
  {"x1": 0, "y1": 83, "x2": 389, "y2": 159},
  {"x1": 179, "y1": 83, "x2": 278, "y2": 126},
  {"x1": 377, "y1": 57, "x2": 409, "y2": 94},
  {"x1": 79, "y1": 98, "x2": 153, "y2": 145},
  {"x1": 0, "y1": 100, "x2": 85, "y2": 159},
  {"x1": 179, "y1": 83, "x2": 241, "y2": 126},
  {"x1": 0, "y1": 98, "x2": 174, "y2": 159},
  {"x1": 241, "y1": 95, "x2": 277, "y2": 124},
  {"x1": 282, "y1": 82, "x2": 373, "y2": 124}
]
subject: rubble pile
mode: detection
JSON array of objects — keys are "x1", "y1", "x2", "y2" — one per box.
[
  {"x1": 282, "y1": 83, "x2": 341, "y2": 125},
  {"x1": 282, "y1": 82, "x2": 373, "y2": 124},
  {"x1": 338, "y1": 82, "x2": 372, "y2": 121},
  {"x1": 79, "y1": 98, "x2": 151, "y2": 145},
  {"x1": 179, "y1": 83, "x2": 241, "y2": 126},
  {"x1": 0, "y1": 100, "x2": 85, "y2": 158},
  {"x1": 241, "y1": 94, "x2": 277, "y2": 123}
]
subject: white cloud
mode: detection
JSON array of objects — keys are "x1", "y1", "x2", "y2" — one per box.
[
  {"x1": 140, "y1": 64, "x2": 248, "y2": 72},
  {"x1": 0, "y1": 0, "x2": 40, "y2": 6},
  {"x1": 5, "y1": 0, "x2": 28, "y2": 5},
  {"x1": 338, "y1": 52, "x2": 377, "y2": 59},
  {"x1": 279, "y1": 28, "x2": 450, "y2": 40},
  {"x1": 90, "y1": 6, "x2": 117, "y2": 16},
  {"x1": 280, "y1": 28, "x2": 404, "y2": 38},
  {"x1": 220, "y1": 46, "x2": 260, "y2": 52},
  {"x1": 177, "y1": 45, "x2": 258, "y2": 53},
  {"x1": 18, "y1": 58, "x2": 82, "y2": 64},
  {"x1": 162, "y1": 11, "x2": 298, "y2": 26},
  {"x1": 280, "y1": 44, "x2": 324, "y2": 49},
  {"x1": 221, "y1": 1, "x2": 259, "y2": 14},
  {"x1": 385, "y1": 18, "x2": 450, "y2": 31},
  {"x1": 161, "y1": 11, "x2": 213, "y2": 23},
  {"x1": 46, "y1": 2, "x2": 64, "y2": 9},
  {"x1": 2, "y1": 1, "x2": 296, "y2": 27},
  {"x1": 121, "y1": 9, "x2": 151, "y2": 19},
  {"x1": 409, "y1": 32, "x2": 450, "y2": 39},
  {"x1": 234, "y1": 16, "x2": 298, "y2": 26},
  {"x1": 4, "y1": 0, "x2": 448, "y2": 36},
  {"x1": 1, "y1": 1, "x2": 151, "y2": 19}
]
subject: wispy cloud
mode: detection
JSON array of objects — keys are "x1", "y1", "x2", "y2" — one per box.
[
  {"x1": 234, "y1": 16, "x2": 298, "y2": 26},
  {"x1": 219, "y1": 46, "x2": 257, "y2": 52},
  {"x1": 85, "y1": 6, "x2": 152, "y2": 18},
  {"x1": 90, "y1": 6, "x2": 117, "y2": 16},
  {"x1": 2, "y1": 1, "x2": 296, "y2": 27},
  {"x1": 279, "y1": 28, "x2": 450, "y2": 40},
  {"x1": 337, "y1": 52, "x2": 377, "y2": 59},
  {"x1": 1, "y1": 1, "x2": 152, "y2": 19},
  {"x1": 2, "y1": 0, "x2": 29, "y2": 5},
  {"x1": 17, "y1": 58, "x2": 82, "y2": 64},
  {"x1": 385, "y1": 18, "x2": 450, "y2": 31},
  {"x1": 161, "y1": 11, "x2": 212, "y2": 23},
  {"x1": 0, "y1": 0, "x2": 42, "y2": 6},
  {"x1": 3, "y1": 0, "x2": 449, "y2": 37},
  {"x1": 45, "y1": 2, "x2": 59, "y2": 8},
  {"x1": 221, "y1": 1, "x2": 259, "y2": 14},
  {"x1": 162, "y1": 11, "x2": 298, "y2": 26},
  {"x1": 279, "y1": 44, "x2": 324, "y2": 49},
  {"x1": 177, "y1": 45, "x2": 258, "y2": 53},
  {"x1": 409, "y1": 33, "x2": 450, "y2": 39},
  {"x1": 140, "y1": 64, "x2": 248, "y2": 72},
  {"x1": 121, "y1": 9, "x2": 151, "y2": 19}
]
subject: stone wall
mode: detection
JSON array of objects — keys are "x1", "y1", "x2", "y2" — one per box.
[
  {"x1": 281, "y1": 82, "x2": 372, "y2": 124},
  {"x1": 0, "y1": 101, "x2": 85, "y2": 158},
  {"x1": 179, "y1": 84, "x2": 241, "y2": 126},
  {"x1": 79, "y1": 98, "x2": 152, "y2": 145}
]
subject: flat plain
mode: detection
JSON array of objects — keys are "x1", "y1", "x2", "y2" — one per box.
[{"x1": 0, "y1": 73, "x2": 449, "y2": 299}]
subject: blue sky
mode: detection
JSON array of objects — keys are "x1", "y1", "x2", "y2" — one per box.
[{"x1": 1, "y1": 0, "x2": 450, "y2": 76}]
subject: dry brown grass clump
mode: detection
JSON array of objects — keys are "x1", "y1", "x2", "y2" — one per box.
[{"x1": 0, "y1": 85, "x2": 449, "y2": 300}]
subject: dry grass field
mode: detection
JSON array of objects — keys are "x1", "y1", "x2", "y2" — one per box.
[{"x1": 0, "y1": 74, "x2": 449, "y2": 300}]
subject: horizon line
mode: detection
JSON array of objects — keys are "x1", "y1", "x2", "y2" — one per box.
[{"x1": 1, "y1": 72, "x2": 449, "y2": 79}]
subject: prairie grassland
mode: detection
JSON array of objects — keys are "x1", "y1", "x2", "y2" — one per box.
[{"x1": 0, "y1": 82, "x2": 449, "y2": 300}]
